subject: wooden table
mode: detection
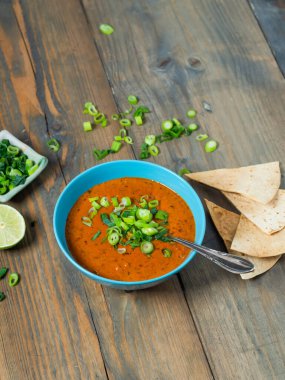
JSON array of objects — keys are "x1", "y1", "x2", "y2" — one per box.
[{"x1": 1, "y1": 1, "x2": 284, "y2": 379}]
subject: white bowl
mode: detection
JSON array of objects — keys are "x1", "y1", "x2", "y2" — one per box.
[{"x1": 0, "y1": 130, "x2": 48, "y2": 202}]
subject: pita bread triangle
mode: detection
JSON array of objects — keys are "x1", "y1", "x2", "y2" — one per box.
[
  {"x1": 222, "y1": 190, "x2": 285, "y2": 235},
  {"x1": 186, "y1": 162, "x2": 280, "y2": 204},
  {"x1": 231, "y1": 214, "x2": 285, "y2": 257},
  {"x1": 205, "y1": 199, "x2": 281, "y2": 279}
]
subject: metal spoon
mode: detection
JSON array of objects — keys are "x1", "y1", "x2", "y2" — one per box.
[{"x1": 171, "y1": 236, "x2": 254, "y2": 274}]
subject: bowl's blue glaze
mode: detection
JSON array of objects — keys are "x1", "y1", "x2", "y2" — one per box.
[{"x1": 53, "y1": 161, "x2": 206, "y2": 290}]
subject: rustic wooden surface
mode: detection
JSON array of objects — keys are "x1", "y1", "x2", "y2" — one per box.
[{"x1": 0, "y1": 0, "x2": 284, "y2": 379}]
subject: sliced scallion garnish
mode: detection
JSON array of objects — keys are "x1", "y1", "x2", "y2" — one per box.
[
  {"x1": 47, "y1": 138, "x2": 60, "y2": 152},
  {"x1": 127, "y1": 95, "x2": 138, "y2": 105},
  {"x1": 196, "y1": 134, "x2": 208, "y2": 141},
  {"x1": 186, "y1": 109, "x2": 197, "y2": 119},
  {"x1": 204, "y1": 140, "x2": 218, "y2": 152},
  {"x1": 91, "y1": 231, "x2": 101, "y2": 241},
  {"x1": 99, "y1": 24, "x2": 114, "y2": 35},
  {"x1": 8, "y1": 273, "x2": 20, "y2": 287}
]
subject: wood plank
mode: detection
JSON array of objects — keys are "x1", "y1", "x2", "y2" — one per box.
[
  {"x1": 249, "y1": 0, "x2": 285, "y2": 76},
  {"x1": 0, "y1": 2, "x2": 107, "y2": 379},
  {"x1": 81, "y1": 0, "x2": 285, "y2": 378},
  {"x1": 11, "y1": 0, "x2": 213, "y2": 379}
]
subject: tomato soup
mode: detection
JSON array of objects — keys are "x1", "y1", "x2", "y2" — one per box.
[{"x1": 66, "y1": 178, "x2": 195, "y2": 281}]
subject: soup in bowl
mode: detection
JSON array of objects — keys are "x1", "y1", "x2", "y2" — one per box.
[{"x1": 53, "y1": 161, "x2": 206, "y2": 290}]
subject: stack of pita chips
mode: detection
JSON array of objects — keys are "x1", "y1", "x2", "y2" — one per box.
[{"x1": 186, "y1": 162, "x2": 284, "y2": 279}]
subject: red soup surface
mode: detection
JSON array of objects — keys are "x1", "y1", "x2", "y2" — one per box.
[{"x1": 66, "y1": 178, "x2": 195, "y2": 281}]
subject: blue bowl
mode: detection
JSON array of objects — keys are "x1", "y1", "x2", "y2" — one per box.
[{"x1": 53, "y1": 161, "x2": 206, "y2": 290}]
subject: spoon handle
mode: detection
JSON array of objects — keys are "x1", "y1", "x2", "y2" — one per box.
[{"x1": 171, "y1": 236, "x2": 254, "y2": 274}]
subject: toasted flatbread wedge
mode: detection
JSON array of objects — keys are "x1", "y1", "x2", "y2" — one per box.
[
  {"x1": 222, "y1": 190, "x2": 285, "y2": 235},
  {"x1": 186, "y1": 162, "x2": 280, "y2": 204},
  {"x1": 205, "y1": 200, "x2": 281, "y2": 279},
  {"x1": 231, "y1": 214, "x2": 285, "y2": 257}
]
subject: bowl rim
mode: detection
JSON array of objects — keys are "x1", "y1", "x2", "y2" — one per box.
[{"x1": 53, "y1": 160, "x2": 206, "y2": 286}]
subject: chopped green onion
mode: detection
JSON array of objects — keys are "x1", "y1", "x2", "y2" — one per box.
[
  {"x1": 88, "y1": 207, "x2": 97, "y2": 219},
  {"x1": 99, "y1": 24, "x2": 114, "y2": 35},
  {"x1": 89, "y1": 196, "x2": 99, "y2": 202},
  {"x1": 112, "y1": 114, "x2": 120, "y2": 120},
  {"x1": 101, "y1": 119, "x2": 108, "y2": 128},
  {"x1": 162, "y1": 248, "x2": 172, "y2": 258},
  {"x1": 83, "y1": 121, "x2": 92, "y2": 132},
  {"x1": 47, "y1": 138, "x2": 60, "y2": 152},
  {"x1": 0, "y1": 267, "x2": 8, "y2": 279},
  {"x1": 186, "y1": 109, "x2": 197, "y2": 118},
  {"x1": 140, "y1": 241, "x2": 154, "y2": 255},
  {"x1": 120, "y1": 119, "x2": 132, "y2": 127},
  {"x1": 82, "y1": 216, "x2": 92, "y2": 227},
  {"x1": 119, "y1": 129, "x2": 127, "y2": 138},
  {"x1": 25, "y1": 159, "x2": 33, "y2": 171},
  {"x1": 136, "y1": 208, "x2": 153, "y2": 222},
  {"x1": 128, "y1": 95, "x2": 138, "y2": 105},
  {"x1": 9, "y1": 273, "x2": 20, "y2": 287},
  {"x1": 155, "y1": 210, "x2": 168, "y2": 221},
  {"x1": 161, "y1": 120, "x2": 173, "y2": 132},
  {"x1": 121, "y1": 197, "x2": 131, "y2": 206},
  {"x1": 91, "y1": 231, "x2": 101, "y2": 240},
  {"x1": 0, "y1": 292, "x2": 5, "y2": 302},
  {"x1": 111, "y1": 141, "x2": 122, "y2": 153},
  {"x1": 196, "y1": 134, "x2": 208, "y2": 141},
  {"x1": 100, "y1": 197, "x2": 110, "y2": 207},
  {"x1": 141, "y1": 227, "x2": 158, "y2": 236},
  {"x1": 108, "y1": 232, "x2": 119, "y2": 245},
  {"x1": 101, "y1": 213, "x2": 115, "y2": 227},
  {"x1": 114, "y1": 136, "x2": 122, "y2": 141},
  {"x1": 172, "y1": 118, "x2": 181, "y2": 126},
  {"x1": 92, "y1": 200, "x2": 101, "y2": 210},
  {"x1": 111, "y1": 197, "x2": 119, "y2": 207},
  {"x1": 148, "y1": 145, "x2": 159, "y2": 156},
  {"x1": 205, "y1": 140, "x2": 218, "y2": 152},
  {"x1": 148, "y1": 200, "x2": 159, "y2": 208},
  {"x1": 83, "y1": 102, "x2": 98, "y2": 116},
  {"x1": 145, "y1": 135, "x2": 156, "y2": 146},
  {"x1": 93, "y1": 148, "x2": 110, "y2": 161},
  {"x1": 134, "y1": 116, "x2": 143, "y2": 125},
  {"x1": 188, "y1": 123, "x2": 199, "y2": 132},
  {"x1": 0, "y1": 183, "x2": 7, "y2": 194},
  {"x1": 124, "y1": 136, "x2": 133, "y2": 144},
  {"x1": 28, "y1": 164, "x2": 38, "y2": 176},
  {"x1": 178, "y1": 168, "x2": 191, "y2": 176},
  {"x1": 117, "y1": 247, "x2": 126, "y2": 254},
  {"x1": 7, "y1": 145, "x2": 20, "y2": 156},
  {"x1": 94, "y1": 113, "x2": 106, "y2": 124},
  {"x1": 122, "y1": 216, "x2": 135, "y2": 225}
]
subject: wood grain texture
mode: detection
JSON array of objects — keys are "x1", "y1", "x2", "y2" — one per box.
[
  {"x1": 0, "y1": 0, "x2": 213, "y2": 379},
  {"x1": 0, "y1": 2, "x2": 107, "y2": 379},
  {"x1": 249, "y1": 0, "x2": 285, "y2": 76},
  {"x1": 82, "y1": 0, "x2": 285, "y2": 378}
]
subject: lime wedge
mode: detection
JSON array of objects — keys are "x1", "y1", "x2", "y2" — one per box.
[{"x1": 0, "y1": 205, "x2": 26, "y2": 249}]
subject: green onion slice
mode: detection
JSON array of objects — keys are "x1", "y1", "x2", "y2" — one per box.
[
  {"x1": 120, "y1": 119, "x2": 132, "y2": 127},
  {"x1": 196, "y1": 134, "x2": 208, "y2": 141},
  {"x1": 88, "y1": 207, "x2": 97, "y2": 219},
  {"x1": 148, "y1": 200, "x2": 159, "y2": 208},
  {"x1": 99, "y1": 24, "x2": 114, "y2": 35},
  {"x1": 161, "y1": 120, "x2": 173, "y2": 132},
  {"x1": 124, "y1": 136, "x2": 133, "y2": 144},
  {"x1": 127, "y1": 95, "x2": 138, "y2": 105},
  {"x1": 83, "y1": 121, "x2": 92, "y2": 132},
  {"x1": 100, "y1": 197, "x2": 110, "y2": 207},
  {"x1": 7, "y1": 145, "x2": 20, "y2": 156},
  {"x1": 162, "y1": 248, "x2": 172, "y2": 258},
  {"x1": 117, "y1": 247, "x2": 126, "y2": 254},
  {"x1": 91, "y1": 231, "x2": 101, "y2": 240},
  {"x1": 145, "y1": 135, "x2": 156, "y2": 146},
  {"x1": 155, "y1": 210, "x2": 168, "y2": 221},
  {"x1": 140, "y1": 241, "x2": 154, "y2": 255},
  {"x1": 82, "y1": 216, "x2": 92, "y2": 227},
  {"x1": 121, "y1": 197, "x2": 131, "y2": 206},
  {"x1": 108, "y1": 232, "x2": 120, "y2": 245},
  {"x1": 9, "y1": 273, "x2": 20, "y2": 287},
  {"x1": 27, "y1": 164, "x2": 38, "y2": 176},
  {"x1": 111, "y1": 141, "x2": 122, "y2": 153},
  {"x1": 94, "y1": 113, "x2": 106, "y2": 124},
  {"x1": 83, "y1": 102, "x2": 98, "y2": 116},
  {"x1": 186, "y1": 109, "x2": 197, "y2": 119},
  {"x1": 205, "y1": 140, "x2": 218, "y2": 152},
  {"x1": 178, "y1": 168, "x2": 191, "y2": 176},
  {"x1": 188, "y1": 123, "x2": 198, "y2": 132},
  {"x1": 148, "y1": 145, "x2": 159, "y2": 156},
  {"x1": 119, "y1": 128, "x2": 127, "y2": 138},
  {"x1": 134, "y1": 115, "x2": 143, "y2": 126},
  {"x1": 141, "y1": 227, "x2": 158, "y2": 236},
  {"x1": 111, "y1": 197, "x2": 119, "y2": 207},
  {"x1": 136, "y1": 208, "x2": 153, "y2": 222},
  {"x1": 47, "y1": 138, "x2": 60, "y2": 152},
  {"x1": 112, "y1": 114, "x2": 120, "y2": 120},
  {"x1": 0, "y1": 267, "x2": 8, "y2": 279}
]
